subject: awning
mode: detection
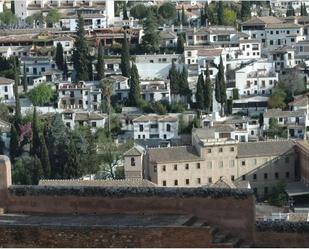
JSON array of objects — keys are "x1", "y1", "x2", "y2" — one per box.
[{"x1": 286, "y1": 182, "x2": 309, "y2": 197}]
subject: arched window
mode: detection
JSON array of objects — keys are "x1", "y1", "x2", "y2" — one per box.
[{"x1": 131, "y1": 157, "x2": 136, "y2": 166}]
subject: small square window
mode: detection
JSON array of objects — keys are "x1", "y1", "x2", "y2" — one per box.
[
  {"x1": 231, "y1": 175, "x2": 235, "y2": 181},
  {"x1": 174, "y1": 164, "x2": 177, "y2": 170},
  {"x1": 185, "y1": 179, "x2": 189, "y2": 185},
  {"x1": 285, "y1": 157, "x2": 290, "y2": 163},
  {"x1": 154, "y1": 166, "x2": 157, "y2": 173},
  {"x1": 275, "y1": 172, "x2": 279, "y2": 179},
  {"x1": 242, "y1": 175, "x2": 246, "y2": 180},
  {"x1": 162, "y1": 165, "x2": 166, "y2": 172},
  {"x1": 242, "y1": 161, "x2": 246, "y2": 166},
  {"x1": 196, "y1": 163, "x2": 200, "y2": 169},
  {"x1": 207, "y1": 148, "x2": 212, "y2": 153},
  {"x1": 219, "y1": 148, "x2": 223, "y2": 153},
  {"x1": 162, "y1": 180, "x2": 166, "y2": 186},
  {"x1": 264, "y1": 173, "x2": 268, "y2": 180},
  {"x1": 197, "y1": 178, "x2": 201, "y2": 184},
  {"x1": 174, "y1": 180, "x2": 178, "y2": 186},
  {"x1": 208, "y1": 177, "x2": 212, "y2": 183},
  {"x1": 286, "y1": 172, "x2": 290, "y2": 178},
  {"x1": 253, "y1": 174, "x2": 257, "y2": 180},
  {"x1": 185, "y1": 164, "x2": 189, "y2": 170},
  {"x1": 230, "y1": 147, "x2": 234, "y2": 152}
]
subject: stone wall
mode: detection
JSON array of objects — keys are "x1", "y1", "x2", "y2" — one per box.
[
  {"x1": 0, "y1": 186, "x2": 255, "y2": 242},
  {"x1": 0, "y1": 226, "x2": 214, "y2": 248},
  {"x1": 254, "y1": 221, "x2": 309, "y2": 247}
]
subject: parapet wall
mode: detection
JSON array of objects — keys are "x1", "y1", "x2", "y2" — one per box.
[
  {"x1": 255, "y1": 221, "x2": 309, "y2": 247},
  {"x1": 0, "y1": 186, "x2": 255, "y2": 242}
]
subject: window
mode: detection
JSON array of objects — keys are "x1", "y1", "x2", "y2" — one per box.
[
  {"x1": 139, "y1": 125, "x2": 143, "y2": 132},
  {"x1": 207, "y1": 161, "x2": 212, "y2": 169},
  {"x1": 276, "y1": 31, "x2": 279, "y2": 35},
  {"x1": 242, "y1": 160, "x2": 246, "y2": 166},
  {"x1": 197, "y1": 178, "x2": 201, "y2": 184},
  {"x1": 275, "y1": 172, "x2": 279, "y2": 179},
  {"x1": 162, "y1": 181, "x2": 166, "y2": 186},
  {"x1": 264, "y1": 173, "x2": 268, "y2": 180},
  {"x1": 4, "y1": 86, "x2": 7, "y2": 92},
  {"x1": 208, "y1": 177, "x2": 212, "y2": 183},
  {"x1": 162, "y1": 165, "x2": 166, "y2": 172},
  {"x1": 242, "y1": 175, "x2": 246, "y2": 180},
  {"x1": 219, "y1": 161, "x2": 223, "y2": 168},
  {"x1": 166, "y1": 124, "x2": 171, "y2": 132},
  {"x1": 150, "y1": 124, "x2": 158, "y2": 129},
  {"x1": 154, "y1": 166, "x2": 157, "y2": 173},
  {"x1": 174, "y1": 164, "x2": 177, "y2": 170},
  {"x1": 131, "y1": 157, "x2": 135, "y2": 166},
  {"x1": 231, "y1": 175, "x2": 235, "y2": 181},
  {"x1": 174, "y1": 180, "x2": 178, "y2": 186},
  {"x1": 230, "y1": 147, "x2": 234, "y2": 152},
  {"x1": 219, "y1": 148, "x2": 223, "y2": 153},
  {"x1": 91, "y1": 122, "x2": 96, "y2": 127},
  {"x1": 229, "y1": 160, "x2": 234, "y2": 168},
  {"x1": 207, "y1": 148, "x2": 212, "y2": 153},
  {"x1": 286, "y1": 172, "x2": 290, "y2": 179},
  {"x1": 196, "y1": 163, "x2": 200, "y2": 169},
  {"x1": 185, "y1": 179, "x2": 190, "y2": 185},
  {"x1": 185, "y1": 164, "x2": 189, "y2": 170},
  {"x1": 253, "y1": 174, "x2": 257, "y2": 180}
]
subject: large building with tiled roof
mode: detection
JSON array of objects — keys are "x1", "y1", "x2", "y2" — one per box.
[{"x1": 124, "y1": 128, "x2": 297, "y2": 198}]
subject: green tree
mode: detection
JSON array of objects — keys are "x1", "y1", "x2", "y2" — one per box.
[
  {"x1": 46, "y1": 9, "x2": 61, "y2": 27},
  {"x1": 227, "y1": 98, "x2": 233, "y2": 115},
  {"x1": 9, "y1": 124, "x2": 19, "y2": 160},
  {"x1": 31, "y1": 107, "x2": 41, "y2": 157},
  {"x1": 0, "y1": 136, "x2": 4, "y2": 155},
  {"x1": 64, "y1": 136, "x2": 82, "y2": 179},
  {"x1": 96, "y1": 41, "x2": 105, "y2": 80},
  {"x1": 217, "y1": 1, "x2": 224, "y2": 25},
  {"x1": 32, "y1": 155, "x2": 43, "y2": 184},
  {"x1": 232, "y1": 88, "x2": 239, "y2": 100},
  {"x1": 128, "y1": 63, "x2": 141, "y2": 107},
  {"x1": 12, "y1": 157, "x2": 32, "y2": 185},
  {"x1": 196, "y1": 73, "x2": 205, "y2": 109},
  {"x1": 303, "y1": 4, "x2": 308, "y2": 16},
  {"x1": 176, "y1": 34, "x2": 185, "y2": 54},
  {"x1": 204, "y1": 64, "x2": 212, "y2": 113},
  {"x1": 27, "y1": 84, "x2": 53, "y2": 106},
  {"x1": 240, "y1": 1, "x2": 251, "y2": 21},
  {"x1": 179, "y1": 67, "x2": 190, "y2": 100},
  {"x1": 223, "y1": 8, "x2": 237, "y2": 26},
  {"x1": 169, "y1": 61, "x2": 179, "y2": 95},
  {"x1": 268, "y1": 181, "x2": 287, "y2": 206},
  {"x1": 100, "y1": 79, "x2": 113, "y2": 136},
  {"x1": 130, "y1": 4, "x2": 148, "y2": 19},
  {"x1": 141, "y1": 11, "x2": 160, "y2": 54},
  {"x1": 22, "y1": 63, "x2": 27, "y2": 93},
  {"x1": 72, "y1": 14, "x2": 90, "y2": 81},
  {"x1": 201, "y1": 2, "x2": 208, "y2": 26},
  {"x1": 286, "y1": 4, "x2": 295, "y2": 16},
  {"x1": 0, "y1": 7, "x2": 17, "y2": 25},
  {"x1": 25, "y1": 15, "x2": 34, "y2": 26},
  {"x1": 63, "y1": 58, "x2": 68, "y2": 80},
  {"x1": 215, "y1": 56, "x2": 227, "y2": 115},
  {"x1": 268, "y1": 87, "x2": 287, "y2": 109},
  {"x1": 40, "y1": 135, "x2": 51, "y2": 179},
  {"x1": 120, "y1": 32, "x2": 131, "y2": 77},
  {"x1": 181, "y1": 5, "x2": 187, "y2": 26},
  {"x1": 153, "y1": 101, "x2": 167, "y2": 115},
  {"x1": 0, "y1": 103, "x2": 10, "y2": 122},
  {"x1": 55, "y1": 42, "x2": 64, "y2": 71},
  {"x1": 123, "y1": 2, "x2": 128, "y2": 20},
  {"x1": 158, "y1": 2, "x2": 176, "y2": 20},
  {"x1": 32, "y1": 12, "x2": 44, "y2": 27}
]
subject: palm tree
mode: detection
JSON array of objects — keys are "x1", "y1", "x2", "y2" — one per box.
[{"x1": 100, "y1": 79, "x2": 113, "y2": 136}]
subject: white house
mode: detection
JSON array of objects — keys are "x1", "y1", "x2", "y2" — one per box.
[
  {"x1": 106, "y1": 75, "x2": 130, "y2": 102},
  {"x1": 235, "y1": 60, "x2": 278, "y2": 97},
  {"x1": 60, "y1": 13, "x2": 107, "y2": 31},
  {"x1": 268, "y1": 46, "x2": 296, "y2": 72},
  {"x1": 61, "y1": 110, "x2": 106, "y2": 132},
  {"x1": 0, "y1": 77, "x2": 14, "y2": 104},
  {"x1": 133, "y1": 114, "x2": 178, "y2": 140},
  {"x1": 140, "y1": 80, "x2": 171, "y2": 103},
  {"x1": 53, "y1": 36, "x2": 75, "y2": 57},
  {"x1": 57, "y1": 81, "x2": 102, "y2": 111}
]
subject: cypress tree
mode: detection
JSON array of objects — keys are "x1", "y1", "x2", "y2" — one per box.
[
  {"x1": 13, "y1": 57, "x2": 21, "y2": 123},
  {"x1": 120, "y1": 32, "x2": 130, "y2": 77},
  {"x1": 96, "y1": 40, "x2": 105, "y2": 80},
  {"x1": 123, "y1": 2, "x2": 128, "y2": 20},
  {"x1": 63, "y1": 57, "x2": 68, "y2": 80},
  {"x1": 181, "y1": 5, "x2": 187, "y2": 26},
  {"x1": 129, "y1": 63, "x2": 141, "y2": 106},
  {"x1": 301, "y1": 3, "x2": 304, "y2": 16},
  {"x1": 204, "y1": 64, "x2": 212, "y2": 113},
  {"x1": 240, "y1": 1, "x2": 251, "y2": 21},
  {"x1": 176, "y1": 34, "x2": 185, "y2": 54},
  {"x1": 286, "y1": 4, "x2": 295, "y2": 16},
  {"x1": 72, "y1": 13, "x2": 89, "y2": 81},
  {"x1": 31, "y1": 107, "x2": 40, "y2": 157},
  {"x1": 201, "y1": 2, "x2": 209, "y2": 26},
  {"x1": 0, "y1": 136, "x2": 4, "y2": 155},
  {"x1": 9, "y1": 125, "x2": 19, "y2": 160},
  {"x1": 177, "y1": 10, "x2": 181, "y2": 24},
  {"x1": 64, "y1": 136, "x2": 82, "y2": 179},
  {"x1": 40, "y1": 135, "x2": 51, "y2": 179},
  {"x1": 215, "y1": 56, "x2": 227, "y2": 115},
  {"x1": 55, "y1": 42, "x2": 64, "y2": 71},
  {"x1": 141, "y1": 10, "x2": 160, "y2": 53},
  {"x1": 32, "y1": 155, "x2": 43, "y2": 185},
  {"x1": 196, "y1": 73, "x2": 205, "y2": 109},
  {"x1": 169, "y1": 61, "x2": 179, "y2": 95},
  {"x1": 87, "y1": 58, "x2": 93, "y2": 81},
  {"x1": 217, "y1": 1, "x2": 224, "y2": 25},
  {"x1": 22, "y1": 62, "x2": 27, "y2": 93},
  {"x1": 180, "y1": 67, "x2": 190, "y2": 100}
]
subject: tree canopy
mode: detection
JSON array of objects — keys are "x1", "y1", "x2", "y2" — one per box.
[{"x1": 27, "y1": 84, "x2": 53, "y2": 106}]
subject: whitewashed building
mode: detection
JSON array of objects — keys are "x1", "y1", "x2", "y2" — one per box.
[
  {"x1": 0, "y1": 77, "x2": 14, "y2": 104},
  {"x1": 140, "y1": 80, "x2": 171, "y2": 103},
  {"x1": 53, "y1": 36, "x2": 75, "y2": 56},
  {"x1": 133, "y1": 114, "x2": 178, "y2": 140}
]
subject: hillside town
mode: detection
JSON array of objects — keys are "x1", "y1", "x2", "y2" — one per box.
[{"x1": 2, "y1": 0, "x2": 309, "y2": 247}]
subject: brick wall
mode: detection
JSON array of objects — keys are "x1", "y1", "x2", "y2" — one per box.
[
  {"x1": 0, "y1": 226, "x2": 214, "y2": 248},
  {"x1": 1, "y1": 186, "x2": 255, "y2": 242}
]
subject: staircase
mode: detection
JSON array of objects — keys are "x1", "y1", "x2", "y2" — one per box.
[{"x1": 183, "y1": 217, "x2": 253, "y2": 248}]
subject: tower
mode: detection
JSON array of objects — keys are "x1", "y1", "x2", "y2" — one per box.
[
  {"x1": 0, "y1": 155, "x2": 11, "y2": 190},
  {"x1": 105, "y1": 0, "x2": 114, "y2": 26},
  {"x1": 123, "y1": 146, "x2": 144, "y2": 180}
]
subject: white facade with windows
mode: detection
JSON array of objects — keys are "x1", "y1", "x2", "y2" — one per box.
[
  {"x1": 0, "y1": 77, "x2": 14, "y2": 104},
  {"x1": 133, "y1": 115, "x2": 178, "y2": 140},
  {"x1": 53, "y1": 36, "x2": 75, "y2": 56},
  {"x1": 235, "y1": 61, "x2": 278, "y2": 97},
  {"x1": 140, "y1": 80, "x2": 171, "y2": 103},
  {"x1": 57, "y1": 81, "x2": 102, "y2": 111}
]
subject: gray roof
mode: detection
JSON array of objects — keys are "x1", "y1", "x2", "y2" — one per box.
[
  {"x1": 124, "y1": 147, "x2": 142, "y2": 156},
  {"x1": 148, "y1": 146, "x2": 202, "y2": 164},
  {"x1": 237, "y1": 140, "x2": 295, "y2": 158},
  {"x1": 39, "y1": 179, "x2": 157, "y2": 187},
  {"x1": 0, "y1": 77, "x2": 14, "y2": 85},
  {"x1": 194, "y1": 125, "x2": 235, "y2": 140},
  {"x1": 264, "y1": 109, "x2": 306, "y2": 118}
]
